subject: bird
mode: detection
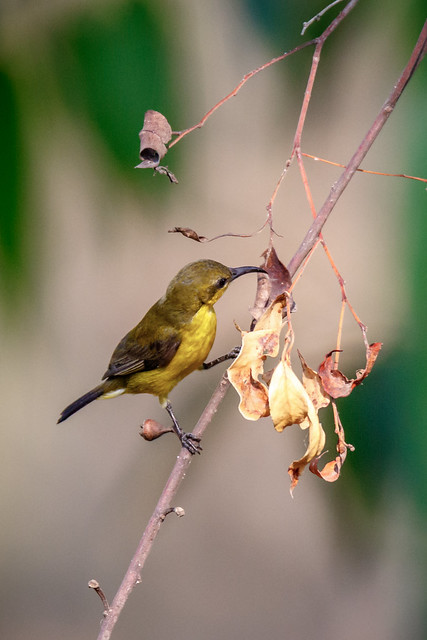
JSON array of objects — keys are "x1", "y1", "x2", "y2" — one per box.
[{"x1": 58, "y1": 259, "x2": 266, "y2": 453}]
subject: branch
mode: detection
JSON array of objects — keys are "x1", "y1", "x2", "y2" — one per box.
[
  {"x1": 301, "y1": 0, "x2": 345, "y2": 36},
  {"x1": 96, "y1": 374, "x2": 230, "y2": 640},
  {"x1": 167, "y1": 40, "x2": 316, "y2": 150},
  {"x1": 266, "y1": 0, "x2": 359, "y2": 229},
  {"x1": 168, "y1": 0, "x2": 359, "y2": 154}
]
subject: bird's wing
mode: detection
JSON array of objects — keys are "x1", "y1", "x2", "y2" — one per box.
[{"x1": 102, "y1": 333, "x2": 181, "y2": 379}]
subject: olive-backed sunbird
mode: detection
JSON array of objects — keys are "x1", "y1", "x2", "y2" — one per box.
[{"x1": 58, "y1": 259, "x2": 265, "y2": 453}]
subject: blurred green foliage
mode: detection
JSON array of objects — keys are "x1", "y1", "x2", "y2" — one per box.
[
  {"x1": 0, "y1": 1, "x2": 181, "y2": 299},
  {"x1": 0, "y1": 69, "x2": 25, "y2": 299}
]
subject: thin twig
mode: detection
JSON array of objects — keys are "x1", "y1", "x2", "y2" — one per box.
[
  {"x1": 167, "y1": 41, "x2": 316, "y2": 150},
  {"x1": 267, "y1": 0, "x2": 360, "y2": 217},
  {"x1": 295, "y1": 151, "x2": 367, "y2": 353},
  {"x1": 301, "y1": 0, "x2": 345, "y2": 35},
  {"x1": 302, "y1": 152, "x2": 427, "y2": 183},
  {"x1": 88, "y1": 580, "x2": 110, "y2": 614}
]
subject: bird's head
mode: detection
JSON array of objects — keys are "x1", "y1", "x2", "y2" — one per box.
[{"x1": 166, "y1": 259, "x2": 266, "y2": 309}]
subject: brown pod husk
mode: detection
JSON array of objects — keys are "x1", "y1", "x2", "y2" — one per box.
[
  {"x1": 136, "y1": 110, "x2": 172, "y2": 169},
  {"x1": 140, "y1": 419, "x2": 173, "y2": 441}
]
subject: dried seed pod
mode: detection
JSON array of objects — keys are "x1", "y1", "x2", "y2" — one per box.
[
  {"x1": 136, "y1": 110, "x2": 172, "y2": 169},
  {"x1": 140, "y1": 419, "x2": 173, "y2": 441}
]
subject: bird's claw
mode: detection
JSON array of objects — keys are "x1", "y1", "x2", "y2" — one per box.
[{"x1": 180, "y1": 432, "x2": 202, "y2": 455}]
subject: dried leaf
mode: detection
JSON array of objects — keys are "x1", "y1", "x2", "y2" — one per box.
[
  {"x1": 168, "y1": 227, "x2": 209, "y2": 242},
  {"x1": 227, "y1": 330, "x2": 270, "y2": 420},
  {"x1": 253, "y1": 293, "x2": 287, "y2": 337},
  {"x1": 269, "y1": 356, "x2": 311, "y2": 432},
  {"x1": 251, "y1": 246, "x2": 294, "y2": 322},
  {"x1": 169, "y1": 227, "x2": 272, "y2": 245},
  {"x1": 309, "y1": 404, "x2": 355, "y2": 482},
  {"x1": 136, "y1": 110, "x2": 172, "y2": 169},
  {"x1": 298, "y1": 350, "x2": 330, "y2": 411},
  {"x1": 318, "y1": 342, "x2": 382, "y2": 398},
  {"x1": 262, "y1": 245, "x2": 293, "y2": 304},
  {"x1": 288, "y1": 411, "x2": 326, "y2": 494},
  {"x1": 268, "y1": 348, "x2": 326, "y2": 494},
  {"x1": 228, "y1": 295, "x2": 287, "y2": 420}
]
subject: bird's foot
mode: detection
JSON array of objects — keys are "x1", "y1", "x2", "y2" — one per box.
[
  {"x1": 164, "y1": 400, "x2": 202, "y2": 455},
  {"x1": 202, "y1": 346, "x2": 241, "y2": 370},
  {"x1": 180, "y1": 432, "x2": 202, "y2": 455}
]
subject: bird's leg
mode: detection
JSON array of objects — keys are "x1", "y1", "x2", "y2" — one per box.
[
  {"x1": 202, "y1": 346, "x2": 241, "y2": 370},
  {"x1": 165, "y1": 401, "x2": 202, "y2": 455}
]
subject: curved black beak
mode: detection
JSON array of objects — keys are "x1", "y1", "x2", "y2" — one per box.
[{"x1": 229, "y1": 266, "x2": 267, "y2": 281}]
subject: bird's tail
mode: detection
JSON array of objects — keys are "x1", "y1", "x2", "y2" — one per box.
[{"x1": 57, "y1": 385, "x2": 105, "y2": 423}]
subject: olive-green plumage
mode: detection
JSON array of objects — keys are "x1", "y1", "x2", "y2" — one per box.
[{"x1": 58, "y1": 259, "x2": 264, "y2": 452}]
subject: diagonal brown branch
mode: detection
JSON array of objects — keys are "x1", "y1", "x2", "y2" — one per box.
[{"x1": 96, "y1": 374, "x2": 230, "y2": 640}]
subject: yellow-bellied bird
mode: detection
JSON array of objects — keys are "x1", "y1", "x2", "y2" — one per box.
[{"x1": 58, "y1": 259, "x2": 265, "y2": 453}]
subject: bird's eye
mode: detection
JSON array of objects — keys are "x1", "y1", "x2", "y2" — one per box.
[{"x1": 216, "y1": 277, "x2": 228, "y2": 289}]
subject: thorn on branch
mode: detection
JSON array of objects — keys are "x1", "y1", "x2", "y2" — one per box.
[{"x1": 88, "y1": 579, "x2": 110, "y2": 615}]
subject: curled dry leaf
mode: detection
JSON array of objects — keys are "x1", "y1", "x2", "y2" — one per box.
[
  {"x1": 228, "y1": 295, "x2": 286, "y2": 420},
  {"x1": 269, "y1": 345, "x2": 326, "y2": 494},
  {"x1": 251, "y1": 246, "x2": 293, "y2": 323},
  {"x1": 262, "y1": 245, "x2": 293, "y2": 305},
  {"x1": 318, "y1": 342, "x2": 382, "y2": 398},
  {"x1": 298, "y1": 350, "x2": 330, "y2": 412},
  {"x1": 168, "y1": 227, "x2": 267, "y2": 244},
  {"x1": 136, "y1": 110, "x2": 172, "y2": 169},
  {"x1": 168, "y1": 227, "x2": 209, "y2": 242},
  {"x1": 309, "y1": 403, "x2": 355, "y2": 482}
]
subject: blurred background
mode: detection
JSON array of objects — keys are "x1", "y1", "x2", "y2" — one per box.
[{"x1": 1, "y1": 1, "x2": 426, "y2": 639}]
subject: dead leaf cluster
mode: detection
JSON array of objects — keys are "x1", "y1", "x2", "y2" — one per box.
[{"x1": 228, "y1": 284, "x2": 382, "y2": 492}]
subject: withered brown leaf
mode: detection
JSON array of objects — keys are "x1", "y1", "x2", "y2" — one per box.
[
  {"x1": 228, "y1": 295, "x2": 286, "y2": 420},
  {"x1": 269, "y1": 343, "x2": 326, "y2": 494},
  {"x1": 309, "y1": 404, "x2": 354, "y2": 482},
  {"x1": 168, "y1": 227, "x2": 209, "y2": 242},
  {"x1": 318, "y1": 342, "x2": 382, "y2": 398},
  {"x1": 298, "y1": 350, "x2": 330, "y2": 411},
  {"x1": 251, "y1": 246, "x2": 293, "y2": 322}
]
